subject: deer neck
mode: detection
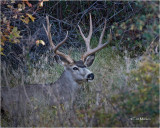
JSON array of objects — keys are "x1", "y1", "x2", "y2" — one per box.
[{"x1": 55, "y1": 70, "x2": 80, "y2": 91}]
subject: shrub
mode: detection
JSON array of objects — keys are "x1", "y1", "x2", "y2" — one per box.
[{"x1": 110, "y1": 56, "x2": 159, "y2": 127}]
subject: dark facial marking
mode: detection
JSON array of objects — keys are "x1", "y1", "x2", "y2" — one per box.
[
  {"x1": 73, "y1": 67, "x2": 79, "y2": 70},
  {"x1": 74, "y1": 60, "x2": 86, "y2": 68}
]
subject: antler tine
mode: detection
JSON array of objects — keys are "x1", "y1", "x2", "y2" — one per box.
[
  {"x1": 80, "y1": 16, "x2": 112, "y2": 61},
  {"x1": 43, "y1": 16, "x2": 55, "y2": 49},
  {"x1": 78, "y1": 13, "x2": 93, "y2": 51},
  {"x1": 99, "y1": 19, "x2": 106, "y2": 45},
  {"x1": 43, "y1": 16, "x2": 73, "y2": 63}
]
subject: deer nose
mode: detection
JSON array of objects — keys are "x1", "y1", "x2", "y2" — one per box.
[{"x1": 87, "y1": 73, "x2": 94, "y2": 80}]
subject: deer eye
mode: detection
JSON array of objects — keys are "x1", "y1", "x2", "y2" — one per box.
[{"x1": 73, "y1": 67, "x2": 79, "y2": 70}]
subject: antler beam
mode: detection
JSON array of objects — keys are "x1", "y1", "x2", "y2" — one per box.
[
  {"x1": 78, "y1": 13, "x2": 112, "y2": 61},
  {"x1": 43, "y1": 16, "x2": 73, "y2": 63}
]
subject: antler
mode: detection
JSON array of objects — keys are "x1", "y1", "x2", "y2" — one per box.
[
  {"x1": 78, "y1": 13, "x2": 112, "y2": 61},
  {"x1": 43, "y1": 16, "x2": 73, "y2": 63}
]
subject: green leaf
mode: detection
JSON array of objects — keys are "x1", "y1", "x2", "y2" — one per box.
[{"x1": 11, "y1": 27, "x2": 21, "y2": 38}]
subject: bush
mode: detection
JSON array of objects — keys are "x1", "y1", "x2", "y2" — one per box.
[{"x1": 110, "y1": 56, "x2": 159, "y2": 127}]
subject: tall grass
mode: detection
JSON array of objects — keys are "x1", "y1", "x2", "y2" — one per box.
[{"x1": 1, "y1": 45, "x2": 158, "y2": 127}]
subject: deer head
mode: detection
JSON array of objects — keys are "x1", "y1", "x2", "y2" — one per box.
[{"x1": 43, "y1": 14, "x2": 112, "y2": 83}]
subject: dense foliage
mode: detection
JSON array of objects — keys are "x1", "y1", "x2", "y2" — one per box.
[{"x1": 1, "y1": 1, "x2": 159, "y2": 58}]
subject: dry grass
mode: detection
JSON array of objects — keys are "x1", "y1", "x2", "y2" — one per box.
[{"x1": 1, "y1": 47, "x2": 144, "y2": 127}]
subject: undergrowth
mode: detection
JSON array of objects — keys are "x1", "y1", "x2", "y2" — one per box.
[{"x1": 1, "y1": 46, "x2": 159, "y2": 127}]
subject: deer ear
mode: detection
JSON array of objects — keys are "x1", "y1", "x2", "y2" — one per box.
[
  {"x1": 84, "y1": 54, "x2": 95, "y2": 67},
  {"x1": 54, "y1": 55, "x2": 70, "y2": 66}
]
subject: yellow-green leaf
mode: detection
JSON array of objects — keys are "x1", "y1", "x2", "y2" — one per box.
[
  {"x1": 21, "y1": 17, "x2": 30, "y2": 24},
  {"x1": 130, "y1": 24, "x2": 135, "y2": 30},
  {"x1": 11, "y1": 27, "x2": 21, "y2": 38},
  {"x1": 11, "y1": 0, "x2": 15, "y2": 3},
  {"x1": 36, "y1": 40, "x2": 45, "y2": 46},
  {"x1": 12, "y1": 27, "x2": 18, "y2": 33},
  {"x1": 139, "y1": 25, "x2": 143, "y2": 31},
  {"x1": 0, "y1": 52, "x2": 5, "y2": 56},
  {"x1": 0, "y1": 47, "x2": 5, "y2": 55},
  {"x1": 26, "y1": 13, "x2": 35, "y2": 22},
  {"x1": 0, "y1": 47, "x2": 4, "y2": 52}
]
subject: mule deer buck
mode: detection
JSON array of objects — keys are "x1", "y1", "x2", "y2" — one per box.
[{"x1": 1, "y1": 14, "x2": 112, "y2": 125}]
